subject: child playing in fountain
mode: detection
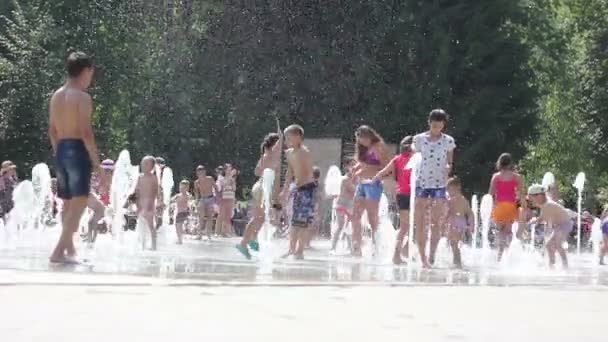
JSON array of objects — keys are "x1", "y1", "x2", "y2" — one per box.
[
  {"x1": 280, "y1": 124, "x2": 315, "y2": 259},
  {"x1": 489, "y1": 153, "x2": 525, "y2": 262},
  {"x1": 527, "y1": 184, "x2": 571, "y2": 268},
  {"x1": 172, "y1": 180, "x2": 191, "y2": 245},
  {"x1": 194, "y1": 165, "x2": 219, "y2": 241},
  {"x1": 446, "y1": 177, "x2": 473, "y2": 268},
  {"x1": 412, "y1": 109, "x2": 456, "y2": 268},
  {"x1": 372, "y1": 136, "x2": 414, "y2": 264},
  {"x1": 330, "y1": 160, "x2": 356, "y2": 253},
  {"x1": 236, "y1": 128, "x2": 282, "y2": 259},
  {"x1": 130, "y1": 156, "x2": 160, "y2": 250}
]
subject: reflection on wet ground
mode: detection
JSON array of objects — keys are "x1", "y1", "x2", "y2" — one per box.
[{"x1": 2, "y1": 238, "x2": 608, "y2": 286}]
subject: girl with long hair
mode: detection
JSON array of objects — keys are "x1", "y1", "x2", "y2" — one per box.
[{"x1": 351, "y1": 125, "x2": 390, "y2": 256}]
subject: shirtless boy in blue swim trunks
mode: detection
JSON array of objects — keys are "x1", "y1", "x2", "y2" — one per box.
[
  {"x1": 48, "y1": 50, "x2": 100, "y2": 264},
  {"x1": 280, "y1": 124, "x2": 315, "y2": 260}
]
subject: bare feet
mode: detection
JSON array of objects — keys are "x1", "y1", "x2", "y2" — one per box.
[
  {"x1": 294, "y1": 253, "x2": 304, "y2": 260},
  {"x1": 281, "y1": 251, "x2": 293, "y2": 259}
]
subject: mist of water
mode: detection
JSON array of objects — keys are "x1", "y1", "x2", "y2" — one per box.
[
  {"x1": 480, "y1": 194, "x2": 493, "y2": 263},
  {"x1": 405, "y1": 153, "x2": 421, "y2": 266}
]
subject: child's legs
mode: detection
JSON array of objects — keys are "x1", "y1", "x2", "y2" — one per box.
[
  {"x1": 241, "y1": 206, "x2": 264, "y2": 247},
  {"x1": 546, "y1": 232, "x2": 558, "y2": 266},
  {"x1": 288, "y1": 227, "x2": 298, "y2": 254},
  {"x1": 214, "y1": 204, "x2": 224, "y2": 235},
  {"x1": 365, "y1": 199, "x2": 380, "y2": 245},
  {"x1": 414, "y1": 197, "x2": 430, "y2": 263},
  {"x1": 295, "y1": 227, "x2": 308, "y2": 257},
  {"x1": 448, "y1": 228, "x2": 463, "y2": 266},
  {"x1": 204, "y1": 205, "x2": 214, "y2": 236},
  {"x1": 496, "y1": 224, "x2": 509, "y2": 260},
  {"x1": 223, "y1": 200, "x2": 234, "y2": 235},
  {"x1": 87, "y1": 194, "x2": 104, "y2": 242},
  {"x1": 176, "y1": 221, "x2": 183, "y2": 243},
  {"x1": 430, "y1": 199, "x2": 447, "y2": 261},
  {"x1": 142, "y1": 212, "x2": 156, "y2": 246},
  {"x1": 396, "y1": 209, "x2": 409, "y2": 255},
  {"x1": 331, "y1": 211, "x2": 346, "y2": 250},
  {"x1": 553, "y1": 230, "x2": 569, "y2": 267},
  {"x1": 351, "y1": 197, "x2": 365, "y2": 253},
  {"x1": 197, "y1": 203, "x2": 205, "y2": 236}
]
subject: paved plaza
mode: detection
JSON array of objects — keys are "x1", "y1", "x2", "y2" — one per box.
[{"x1": 1, "y1": 237, "x2": 607, "y2": 341}]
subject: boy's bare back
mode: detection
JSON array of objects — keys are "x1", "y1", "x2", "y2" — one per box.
[
  {"x1": 49, "y1": 86, "x2": 92, "y2": 141},
  {"x1": 286, "y1": 146, "x2": 314, "y2": 186},
  {"x1": 136, "y1": 173, "x2": 158, "y2": 212}
]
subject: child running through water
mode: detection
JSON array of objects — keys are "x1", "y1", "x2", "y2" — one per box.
[
  {"x1": 130, "y1": 156, "x2": 160, "y2": 250},
  {"x1": 446, "y1": 177, "x2": 473, "y2": 268},
  {"x1": 330, "y1": 160, "x2": 356, "y2": 253},
  {"x1": 236, "y1": 128, "x2": 282, "y2": 259},
  {"x1": 489, "y1": 153, "x2": 524, "y2": 262},
  {"x1": 527, "y1": 184, "x2": 571, "y2": 268},
  {"x1": 172, "y1": 180, "x2": 191, "y2": 245},
  {"x1": 372, "y1": 136, "x2": 413, "y2": 264},
  {"x1": 280, "y1": 124, "x2": 315, "y2": 259}
]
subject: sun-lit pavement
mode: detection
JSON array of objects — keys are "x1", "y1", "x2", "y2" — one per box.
[
  {"x1": 1, "y1": 236, "x2": 608, "y2": 341},
  {"x1": 1, "y1": 284, "x2": 606, "y2": 342}
]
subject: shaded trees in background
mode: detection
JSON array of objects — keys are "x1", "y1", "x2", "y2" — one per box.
[{"x1": 1, "y1": 0, "x2": 606, "y2": 207}]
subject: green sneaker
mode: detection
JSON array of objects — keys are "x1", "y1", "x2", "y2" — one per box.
[
  {"x1": 248, "y1": 240, "x2": 260, "y2": 252},
  {"x1": 235, "y1": 244, "x2": 252, "y2": 260}
]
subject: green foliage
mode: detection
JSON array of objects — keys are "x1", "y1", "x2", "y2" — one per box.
[{"x1": 0, "y1": 0, "x2": 605, "y2": 207}]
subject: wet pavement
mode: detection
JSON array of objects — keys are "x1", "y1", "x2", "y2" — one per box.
[
  {"x1": 1, "y1": 236, "x2": 608, "y2": 287},
  {"x1": 2, "y1": 236, "x2": 607, "y2": 341}
]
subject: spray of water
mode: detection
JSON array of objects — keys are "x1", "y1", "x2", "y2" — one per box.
[
  {"x1": 374, "y1": 194, "x2": 396, "y2": 262},
  {"x1": 573, "y1": 172, "x2": 586, "y2": 255},
  {"x1": 31, "y1": 163, "x2": 52, "y2": 229},
  {"x1": 471, "y1": 195, "x2": 478, "y2": 249},
  {"x1": 405, "y1": 153, "x2": 421, "y2": 266},
  {"x1": 480, "y1": 194, "x2": 493, "y2": 264},
  {"x1": 159, "y1": 166, "x2": 175, "y2": 246},
  {"x1": 257, "y1": 168, "x2": 276, "y2": 246}
]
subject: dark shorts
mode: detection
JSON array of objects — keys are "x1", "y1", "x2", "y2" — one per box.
[
  {"x1": 55, "y1": 139, "x2": 92, "y2": 200},
  {"x1": 601, "y1": 221, "x2": 608, "y2": 235},
  {"x1": 291, "y1": 182, "x2": 317, "y2": 228},
  {"x1": 396, "y1": 194, "x2": 411, "y2": 211},
  {"x1": 176, "y1": 211, "x2": 189, "y2": 224},
  {"x1": 415, "y1": 187, "x2": 446, "y2": 200}
]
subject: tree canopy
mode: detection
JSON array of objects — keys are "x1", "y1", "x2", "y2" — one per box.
[{"x1": 1, "y1": 0, "x2": 607, "y2": 208}]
